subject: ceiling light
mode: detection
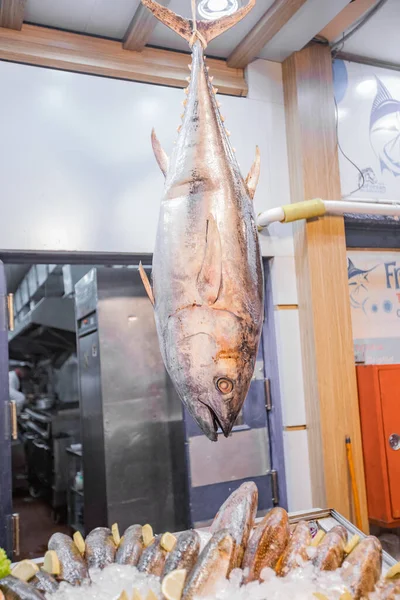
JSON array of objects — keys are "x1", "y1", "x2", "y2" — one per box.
[{"x1": 198, "y1": 0, "x2": 239, "y2": 20}]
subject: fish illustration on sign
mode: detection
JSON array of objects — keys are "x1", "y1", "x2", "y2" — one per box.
[
  {"x1": 370, "y1": 77, "x2": 400, "y2": 177},
  {"x1": 139, "y1": 0, "x2": 264, "y2": 441},
  {"x1": 348, "y1": 258, "x2": 377, "y2": 313}
]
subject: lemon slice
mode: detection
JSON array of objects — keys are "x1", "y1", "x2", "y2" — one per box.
[
  {"x1": 313, "y1": 594, "x2": 329, "y2": 600},
  {"x1": 146, "y1": 591, "x2": 158, "y2": 600},
  {"x1": 73, "y1": 531, "x2": 85, "y2": 555},
  {"x1": 11, "y1": 560, "x2": 39, "y2": 582},
  {"x1": 118, "y1": 592, "x2": 129, "y2": 600},
  {"x1": 162, "y1": 569, "x2": 187, "y2": 600},
  {"x1": 311, "y1": 530, "x2": 325, "y2": 547},
  {"x1": 385, "y1": 562, "x2": 400, "y2": 579},
  {"x1": 340, "y1": 592, "x2": 353, "y2": 600},
  {"x1": 43, "y1": 550, "x2": 61, "y2": 576},
  {"x1": 142, "y1": 524, "x2": 154, "y2": 548},
  {"x1": 344, "y1": 535, "x2": 360, "y2": 555},
  {"x1": 132, "y1": 590, "x2": 143, "y2": 600},
  {"x1": 112, "y1": 523, "x2": 121, "y2": 546},
  {"x1": 161, "y1": 532, "x2": 177, "y2": 552}
]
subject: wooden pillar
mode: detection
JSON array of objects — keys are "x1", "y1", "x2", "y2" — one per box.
[{"x1": 282, "y1": 43, "x2": 369, "y2": 531}]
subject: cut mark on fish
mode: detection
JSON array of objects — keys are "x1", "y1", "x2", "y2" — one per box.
[
  {"x1": 151, "y1": 129, "x2": 169, "y2": 177},
  {"x1": 138, "y1": 262, "x2": 155, "y2": 306},
  {"x1": 197, "y1": 215, "x2": 222, "y2": 306}
]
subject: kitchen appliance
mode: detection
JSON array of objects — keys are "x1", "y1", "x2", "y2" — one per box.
[
  {"x1": 34, "y1": 397, "x2": 54, "y2": 410},
  {"x1": 18, "y1": 405, "x2": 80, "y2": 517},
  {"x1": 75, "y1": 267, "x2": 183, "y2": 534}
]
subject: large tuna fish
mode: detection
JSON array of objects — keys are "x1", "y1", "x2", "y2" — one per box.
[{"x1": 139, "y1": 0, "x2": 263, "y2": 441}]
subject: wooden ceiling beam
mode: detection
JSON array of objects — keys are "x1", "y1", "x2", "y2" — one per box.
[
  {"x1": 0, "y1": 0, "x2": 26, "y2": 30},
  {"x1": 0, "y1": 24, "x2": 247, "y2": 96},
  {"x1": 227, "y1": 0, "x2": 308, "y2": 69},
  {"x1": 123, "y1": 0, "x2": 170, "y2": 52},
  {"x1": 318, "y1": 0, "x2": 376, "y2": 43}
]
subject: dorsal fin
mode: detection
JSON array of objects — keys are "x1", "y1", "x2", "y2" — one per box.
[
  {"x1": 151, "y1": 129, "x2": 169, "y2": 177},
  {"x1": 197, "y1": 215, "x2": 222, "y2": 305},
  {"x1": 141, "y1": 0, "x2": 255, "y2": 47},
  {"x1": 139, "y1": 262, "x2": 155, "y2": 306},
  {"x1": 245, "y1": 146, "x2": 261, "y2": 201}
]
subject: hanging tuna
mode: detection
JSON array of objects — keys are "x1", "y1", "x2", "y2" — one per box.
[{"x1": 139, "y1": 0, "x2": 264, "y2": 441}]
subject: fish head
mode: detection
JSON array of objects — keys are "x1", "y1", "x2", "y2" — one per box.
[{"x1": 165, "y1": 306, "x2": 258, "y2": 441}]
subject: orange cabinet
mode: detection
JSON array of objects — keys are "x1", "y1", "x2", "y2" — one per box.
[{"x1": 357, "y1": 365, "x2": 400, "y2": 527}]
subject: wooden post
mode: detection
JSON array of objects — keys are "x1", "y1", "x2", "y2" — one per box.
[{"x1": 282, "y1": 43, "x2": 369, "y2": 531}]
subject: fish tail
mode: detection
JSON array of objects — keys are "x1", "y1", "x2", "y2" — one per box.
[{"x1": 141, "y1": 0, "x2": 256, "y2": 47}]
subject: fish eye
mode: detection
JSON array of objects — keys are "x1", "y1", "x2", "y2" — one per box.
[{"x1": 215, "y1": 377, "x2": 234, "y2": 394}]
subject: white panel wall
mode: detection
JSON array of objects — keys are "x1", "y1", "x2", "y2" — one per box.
[
  {"x1": 0, "y1": 59, "x2": 288, "y2": 256},
  {"x1": 0, "y1": 57, "x2": 311, "y2": 511},
  {"x1": 247, "y1": 59, "x2": 312, "y2": 512}
]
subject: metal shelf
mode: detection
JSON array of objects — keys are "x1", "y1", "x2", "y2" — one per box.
[{"x1": 66, "y1": 447, "x2": 82, "y2": 458}]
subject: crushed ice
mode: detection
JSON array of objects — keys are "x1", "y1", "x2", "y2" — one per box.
[
  {"x1": 200, "y1": 561, "x2": 348, "y2": 600},
  {"x1": 46, "y1": 564, "x2": 161, "y2": 600},
  {"x1": 46, "y1": 560, "x2": 349, "y2": 600}
]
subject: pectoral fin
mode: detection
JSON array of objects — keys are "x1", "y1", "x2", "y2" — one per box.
[
  {"x1": 151, "y1": 129, "x2": 169, "y2": 177},
  {"x1": 245, "y1": 146, "x2": 261, "y2": 200},
  {"x1": 139, "y1": 262, "x2": 155, "y2": 306},
  {"x1": 197, "y1": 215, "x2": 222, "y2": 305}
]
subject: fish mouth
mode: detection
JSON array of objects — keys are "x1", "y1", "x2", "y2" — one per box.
[
  {"x1": 205, "y1": 405, "x2": 235, "y2": 440},
  {"x1": 187, "y1": 398, "x2": 236, "y2": 442}
]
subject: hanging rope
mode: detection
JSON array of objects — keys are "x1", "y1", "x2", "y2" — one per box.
[
  {"x1": 189, "y1": 0, "x2": 207, "y2": 47},
  {"x1": 191, "y1": 0, "x2": 198, "y2": 33}
]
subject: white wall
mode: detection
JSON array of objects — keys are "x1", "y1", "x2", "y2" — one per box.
[
  {"x1": 0, "y1": 59, "x2": 287, "y2": 256},
  {"x1": 0, "y1": 57, "x2": 312, "y2": 511},
  {"x1": 247, "y1": 60, "x2": 312, "y2": 512}
]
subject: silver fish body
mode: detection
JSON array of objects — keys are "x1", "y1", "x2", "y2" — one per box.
[
  {"x1": 182, "y1": 529, "x2": 234, "y2": 600},
  {"x1": 141, "y1": 0, "x2": 262, "y2": 441},
  {"x1": 115, "y1": 524, "x2": 143, "y2": 566},
  {"x1": 137, "y1": 535, "x2": 167, "y2": 577},
  {"x1": 48, "y1": 533, "x2": 88, "y2": 586},
  {"x1": 0, "y1": 576, "x2": 45, "y2": 600},
  {"x1": 162, "y1": 530, "x2": 201, "y2": 578},
  {"x1": 30, "y1": 571, "x2": 59, "y2": 594},
  {"x1": 210, "y1": 481, "x2": 258, "y2": 569},
  {"x1": 85, "y1": 527, "x2": 117, "y2": 570}
]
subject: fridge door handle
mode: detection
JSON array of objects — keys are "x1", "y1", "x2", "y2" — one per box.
[
  {"x1": 10, "y1": 401, "x2": 17, "y2": 440},
  {"x1": 389, "y1": 433, "x2": 400, "y2": 450},
  {"x1": 7, "y1": 293, "x2": 14, "y2": 331},
  {"x1": 12, "y1": 513, "x2": 20, "y2": 558}
]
